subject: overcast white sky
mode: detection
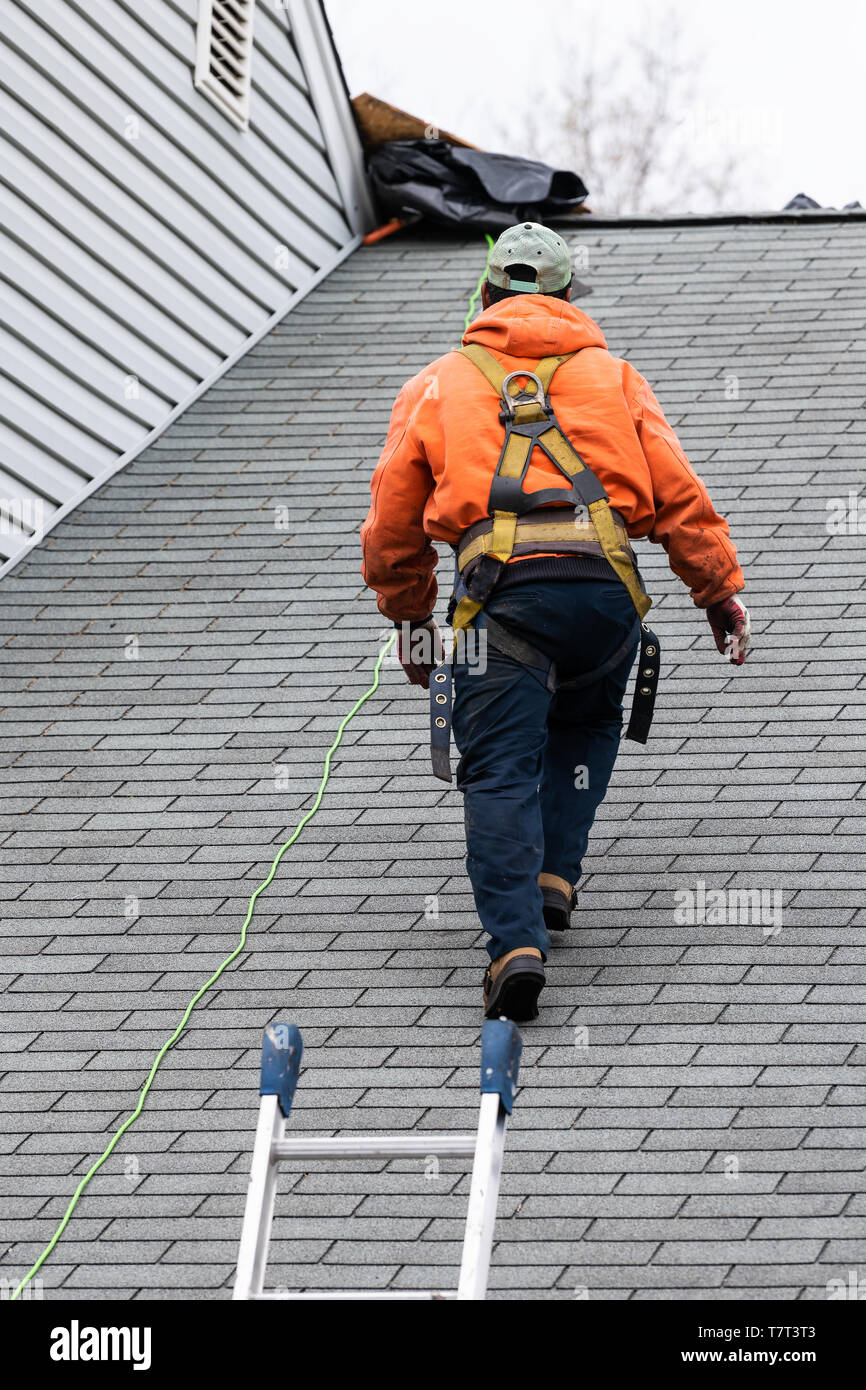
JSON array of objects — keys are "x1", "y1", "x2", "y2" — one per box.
[{"x1": 326, "y1": 0, "x2": 864, "y2": 214}]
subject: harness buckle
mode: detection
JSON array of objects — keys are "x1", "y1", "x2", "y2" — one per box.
[{"x1": 499, "y1": 371, "x2": 549, "y2": 420}]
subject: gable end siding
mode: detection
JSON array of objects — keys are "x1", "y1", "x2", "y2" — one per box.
[{"x1": 0, "y1": 0, "x2": 372, "y2": 572}]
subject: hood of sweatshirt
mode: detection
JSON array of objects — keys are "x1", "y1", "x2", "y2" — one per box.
[{"x1": 462, "y1": 293, "x2": 608, "y2": 359}]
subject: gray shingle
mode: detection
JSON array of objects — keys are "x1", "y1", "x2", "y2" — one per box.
[{"x1": 1, "y1": 217, "x2": 864, "y2": 1301}]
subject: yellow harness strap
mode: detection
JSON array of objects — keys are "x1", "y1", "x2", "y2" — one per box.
[
  {"x1": 459, "y1": 343, "x2": 573, "y2": 414},
  {"x1": 589, "y1": 499, "x2": 651, "y2": 619},
  {"x1": 531, "y1": 424, "x2": 651, "y2": 619},
  {"x1": 458, "y1": 511, "x2": 630, "y2": 569},
  {"x1": 451, "y1": 594, "x2": 484, "y2": 632},
  {"x1": 450, "y1": 509, "x2": 521, "y2": 628},
  {"x1": 489, "y1": 509, "x2": 518, "y2": 560}
]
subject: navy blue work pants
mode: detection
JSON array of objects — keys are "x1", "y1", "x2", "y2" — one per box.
[{"x1": 451, "y1": 578, "x2": 639, "y2": 962}]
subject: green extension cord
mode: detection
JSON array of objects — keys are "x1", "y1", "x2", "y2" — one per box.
[
  {"x1": 10, "y1": 634, "x2": 396, "y2": 1299},
  {"x1": 463, "y1": 233, "x2": 495, "y2": 335}
]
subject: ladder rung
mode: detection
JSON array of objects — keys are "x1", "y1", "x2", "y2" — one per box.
[
  {"x1": 271, "y1": 1135, "x2": 476, "y2": 1160},
  {"x1": 254, "y1": 1290, "x2": 454, "y2": 1300}
]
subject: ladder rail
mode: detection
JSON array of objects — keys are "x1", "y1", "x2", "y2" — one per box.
[
  {"x1": 233, "y1": 1093, "x2": 284, "y2": 1301},
  {"x1": 457, "y1": 1091, "x2": 508, "y2": 1300}
]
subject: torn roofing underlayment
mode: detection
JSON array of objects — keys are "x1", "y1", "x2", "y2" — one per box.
[{"x1": 1, "y1": 215, "x2": 865, "y2": 1299}]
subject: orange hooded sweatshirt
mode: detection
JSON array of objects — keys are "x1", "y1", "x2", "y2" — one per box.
[{"x1": 361, "y1": 295, "x2": 744, "y2": 623}]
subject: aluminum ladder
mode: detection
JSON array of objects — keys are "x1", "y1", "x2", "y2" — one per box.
[{"x1": 233, "y1": 1017, "x2": 522, "y2": 1301}]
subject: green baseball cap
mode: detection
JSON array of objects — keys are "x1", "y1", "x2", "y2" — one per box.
[{"x1": 487, "y1": 222, "x2": 572, "y2": 294}]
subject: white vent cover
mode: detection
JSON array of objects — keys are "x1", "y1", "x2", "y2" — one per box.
[{"x1": 194, "y1": 0, "x2": 256, "y2": 130}]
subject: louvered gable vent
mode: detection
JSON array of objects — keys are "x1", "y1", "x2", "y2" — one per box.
[{"x1": 194, "y1": 0, "x2": 256, "y2": 129}]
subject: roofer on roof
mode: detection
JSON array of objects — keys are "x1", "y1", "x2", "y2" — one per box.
[{"x1": 361, "y1": 221, "x2": 750, "y2": 1022}]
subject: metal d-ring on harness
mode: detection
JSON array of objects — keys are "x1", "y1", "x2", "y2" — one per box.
[{"x1": 430, "y1": 344, "x2": 661, "y2": 783}]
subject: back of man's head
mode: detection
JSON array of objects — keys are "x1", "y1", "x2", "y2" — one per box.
[{"x1": 486, "y1": 222, "x2": 572, "y2": 302}]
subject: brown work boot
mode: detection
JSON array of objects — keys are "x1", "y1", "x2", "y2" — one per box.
[
  {"x1": 539, "y1": 872, "x2": 578, "y2": 933},
  {"x1": 482, "y1": 947, "x2": 545, "y2": 1022}
]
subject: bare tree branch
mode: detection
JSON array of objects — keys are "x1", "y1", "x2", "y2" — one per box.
[{"x1": 497, "y1": 9, "x2": 755, "y2": 214}]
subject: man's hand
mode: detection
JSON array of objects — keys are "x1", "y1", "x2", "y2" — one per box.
[
  {"x1": 706, "y1": 595, "x2": 751, "y2": 665},
  {"x1": 396, "y1": 619, "x2": 444, "y2": 688}
]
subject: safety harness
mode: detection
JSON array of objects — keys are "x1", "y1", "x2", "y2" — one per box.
[{"x1": 430, "y1": 344, "x2": 661, "y2": 782}]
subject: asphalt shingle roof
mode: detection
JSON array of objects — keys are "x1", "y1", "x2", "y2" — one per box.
[{"x1": 1, "y1": 216, "x2": 865, "y2": 1300}]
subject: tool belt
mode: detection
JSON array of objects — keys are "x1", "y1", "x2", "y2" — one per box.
[{"x1": 430, "y1": 343, "x2": 661, "y2": 782}]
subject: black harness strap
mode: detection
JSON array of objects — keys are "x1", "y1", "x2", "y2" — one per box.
[
  {"x1": 482, "y1": 610, "x2": 639, "y2": 690},
  {"x1": 429, "y1": 662, "x2": 453, "y2": 783},
  {"x1": 429, "y1": 614, "x2": 661, "y2": 782},
  {"x1": 479, "y1": 612, "x2": 661, "y2": 743}
]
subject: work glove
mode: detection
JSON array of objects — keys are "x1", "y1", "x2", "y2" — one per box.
[
  {"x1": 706, "y1": 595, "x2": 751, "y2": 665},
  {"x1": 395, "y1": 618, "x2": 444, "y2": 689}
]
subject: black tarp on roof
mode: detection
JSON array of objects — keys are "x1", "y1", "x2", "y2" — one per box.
[{"x1": 367, "y1": 138, "x2": 588, "y2": 230}]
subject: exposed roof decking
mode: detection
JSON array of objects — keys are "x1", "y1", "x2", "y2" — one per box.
[{"x1": 1, "y1": 218, "x2": 864, "y2": 1299}]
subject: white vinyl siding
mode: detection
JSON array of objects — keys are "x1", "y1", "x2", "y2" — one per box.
[{"x1": 0, "y1": 0, "x2": 371, "y2": 569}]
